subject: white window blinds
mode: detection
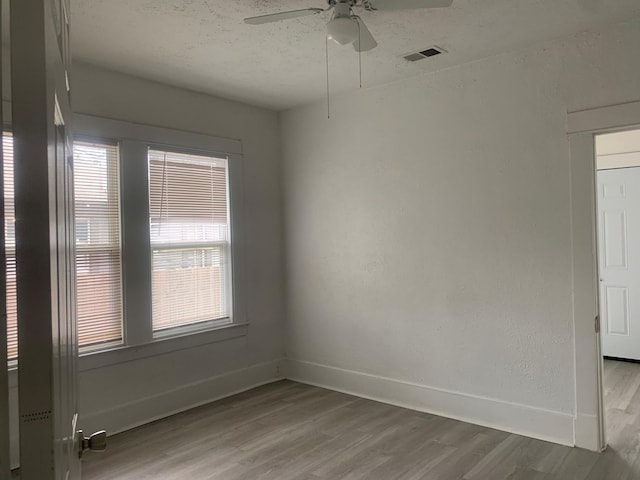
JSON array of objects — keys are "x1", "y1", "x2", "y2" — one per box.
[
  {"x1": 73, "y1": 140, "x2": 123, "y2": 349},
  {"x1": 148, "y1": 149, "x2": 231, "y2": 332},
  {"x1": 4, "y1": 133, "x2": 16, "y2": 362}
]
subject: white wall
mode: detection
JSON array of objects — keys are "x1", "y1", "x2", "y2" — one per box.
[
  {"x1": 597, "y1": 129, "x2": 640, "y2": 156},
  {"x1": 597, "y1": 129, "x2": 640, "y2": 169},
  {"x1": 72, "y1": 62, "x2": 286, "y2": 423},
  {"x1": 8, "y1": 63, "x2": 286, "y2": 468},
  {"x1": 280, "y1": 19, "x2": 640, "y2": 446}
]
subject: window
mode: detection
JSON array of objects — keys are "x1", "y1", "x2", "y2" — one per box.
[
  {"x1": 73, "y1": 140, "x2": 123, "y2": 349},
  {"x1": 4, "y1": 133, "x2": 16, "y2": 362},
  {"x1": 148, "y1": 149, "x2": 232, "y2": 333},
  {"x1": 4, "y1": 136, "x2": 123, "y2": 363},
  {"x1": 6, "y1": 115, "x2": 245, "y2": 368}
]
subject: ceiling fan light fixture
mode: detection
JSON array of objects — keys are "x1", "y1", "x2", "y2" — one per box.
[{"x1": 326, "y1": 17, "x2": 358, "y2": 45}]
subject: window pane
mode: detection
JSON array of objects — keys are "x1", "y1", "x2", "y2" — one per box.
[
  {"x1": 4, "y1": 133, "x2": 16, "y2": 362},
  {"x1": 148, "y1": 149, "x2": 231, "y2": 332},
  {"x1": 74, "y1": 140, "x2": 123, "y2": 349}
]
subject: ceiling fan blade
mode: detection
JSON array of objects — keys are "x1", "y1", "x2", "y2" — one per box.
[
  {"x1": 244, "y1": 8, "x2": 324, "y2": 25},
  {"x1": 368, "y1": 0, "x2": 453, "y2": 10},
  {"x1": 353, "y1": 17, "x2": 378, "y2": 52}
]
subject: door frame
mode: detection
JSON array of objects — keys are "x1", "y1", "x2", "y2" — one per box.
[
  {"x1": 0, "y1": 4, "x2": 8, "y2": 476},
  {"x1": 568, "y1": 100, "x2": 640, "y2": 451},
  {"x1": 11, "y1": 0, "x2": 79, "y2": 478}
]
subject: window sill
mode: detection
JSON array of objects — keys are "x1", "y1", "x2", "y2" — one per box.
[
  {"x1": 78, "y1": 322, "x2": 248, "y2": 372},
  {"x1": 152, "y1": 317, "x2": 232, "y2": 340}
]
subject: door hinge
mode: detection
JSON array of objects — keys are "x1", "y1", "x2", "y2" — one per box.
[{"x1": 595, "y1": 315, "x2": 600, "y2": 334}]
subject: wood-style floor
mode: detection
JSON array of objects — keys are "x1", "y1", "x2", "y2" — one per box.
[{"x1": 33, "y1": 360, "x2": 640, "y2": 479}]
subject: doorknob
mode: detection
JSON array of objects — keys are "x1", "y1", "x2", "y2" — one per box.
[{"x1": 78, "y1": 429, "x2": 107, "y2": 457}]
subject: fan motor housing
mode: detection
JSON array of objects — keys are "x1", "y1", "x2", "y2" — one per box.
[{"x1": 328, "y1": 0, "x2": 358, "y2": 6}]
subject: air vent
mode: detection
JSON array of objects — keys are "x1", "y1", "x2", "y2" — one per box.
[{"x1": 403, "y1": 46, "x2": 447, "y2": 62}]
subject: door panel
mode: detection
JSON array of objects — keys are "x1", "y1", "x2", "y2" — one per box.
[
  {"x1": 598, "y1": 167, "x2": 640, "y2": 360},
  {"x1": 0, "y1": 5, "x2": 9, "y2": 476},
  {"x1": 11, "y1": 0, "x2": 80, "y2": 478},
  {"x1": 604, "y1": 286, "x2": 629, "y2": 335},
  {"x1": 602, "y1": 210, "x2": 627, "y2": 268}
]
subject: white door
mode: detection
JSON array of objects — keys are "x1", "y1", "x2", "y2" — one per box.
[
  {"x1": 598, "y1": 167, "x2": 640, "y2": 360},
  {"x1": 11, "y1": 0, "x2": 82, "y2": 478},
  {"x1": 0, "y1": 12, "x2": 10, "y2": 477}
]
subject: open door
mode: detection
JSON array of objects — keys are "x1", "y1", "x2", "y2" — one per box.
[
  {"x1": 597, "y1": 166, "x2": 640, "y2": 360},
  {"x1": 0, "y1": 4, "x2": 9, "y2": 476},
  {"x1": 10, "y1": 0, "x2": 81, "y2": 478},
  {"x1": 596, "y1": 130, "x2": 640, "y2": 361}
]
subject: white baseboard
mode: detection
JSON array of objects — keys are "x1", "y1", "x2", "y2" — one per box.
[
  {"x1": 283, "y1": 358, "x2": 575, "y2": 447},
  {"x1": 10, "y1": 356, "x2": 583, "y2": 473},
  {"x1": 80, "y1": 359, "x2": 284, "y2": 437},
  {"x1": 574, "y1": 413, "x2": 601, "y2": 451}
]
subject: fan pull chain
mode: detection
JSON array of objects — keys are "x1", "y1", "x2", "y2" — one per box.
[
  {"x1": 357, "y1": 19, "x2": 362, "y2": 88},
  {"x1": 326, "y1": 35, "x2": 330, "y2": 119}
]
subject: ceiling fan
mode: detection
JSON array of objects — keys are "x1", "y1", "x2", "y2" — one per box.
[{"x1": 244, "y1": 0, "x2": 454, "y2": 52}]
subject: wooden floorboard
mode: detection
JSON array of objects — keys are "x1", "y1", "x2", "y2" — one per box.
[{"x1": 13, "y1": 359, "x2": 640, "y2": 479}]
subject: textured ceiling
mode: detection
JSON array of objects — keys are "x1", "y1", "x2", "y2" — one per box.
[{"x1": 71, "y1": 0, "x2": 640, "y2": 111}]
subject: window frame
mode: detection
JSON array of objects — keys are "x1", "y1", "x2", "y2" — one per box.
[
  {"x1": 72, "y1": 114, "x2": 248, "y2": 371},
  {"x1": 3, "y1": 130, "x2": 17, "y2": 367},
  {"x1": 147, "y1": 146, "x2": 234, "y2": 337},
  {"x1": 72, "y1": 137, "x2": 124, "y2": 352}
]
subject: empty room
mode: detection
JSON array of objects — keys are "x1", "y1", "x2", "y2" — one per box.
[{"x1": 2, "y1": 0, "x2": 640, "y2": 479}]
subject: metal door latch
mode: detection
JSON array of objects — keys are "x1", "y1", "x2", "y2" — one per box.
[{"x1": 78, "y1": 430, "x2": 107, "y2": 457}]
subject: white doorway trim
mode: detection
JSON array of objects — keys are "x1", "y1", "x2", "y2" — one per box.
[{"x1": 568, "y1": 100, "x2": 640, "y2": 451}]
